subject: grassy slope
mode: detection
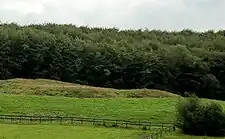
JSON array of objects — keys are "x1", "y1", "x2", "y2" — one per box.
[
  {"x1": 0, "y1": 78, "x2": 178, "y2": 98},
  {"x1": 1, "y1": 92, "x2": 225, "y2": 123},
  {"x1": 0, "y1": 124, "x2": 152, "y2": 139},
  {"x1": 0, "y1": 93, "x2": 176, "y2": 122},
  {"x1": 1, "y1": 96, "x2": 224, "y2": 139},
  {"x1": 1, "y1": 79, "x2": 225, "y2": 138}
]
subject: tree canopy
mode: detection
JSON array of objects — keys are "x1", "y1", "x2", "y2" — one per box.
[{"x1": 1, "y1": 23, "x2": 225, "y2": 100}]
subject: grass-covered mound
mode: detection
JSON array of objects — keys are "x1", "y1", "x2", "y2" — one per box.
[{"x1": 0, "y1": 78, "x2": 177, "y2": 98}]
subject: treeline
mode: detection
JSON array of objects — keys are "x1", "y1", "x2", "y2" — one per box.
[{"x1": 1, "y1": 23, "x2": 225, "y2": 100}]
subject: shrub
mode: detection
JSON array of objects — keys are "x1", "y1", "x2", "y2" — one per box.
[
  {"x1": 176, "y1": 96, "x2": 225, "y2": 136},
  {"x1": 111, "y1": 123, "x2": 118, "y2": 127},
  {"x1": 142, "y1": 126, "x2": 147, "y2": 130}
]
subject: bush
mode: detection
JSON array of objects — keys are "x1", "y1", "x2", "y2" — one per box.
[
  {"x1": 111, "y1": 123, "x2": 118, "y2": 127},
  {"x1": 142, "y1": 126, "x2": 147, "y2": 130},
  {"x1": 176, "y1": 96, "x2": 225, "y2": 136}
]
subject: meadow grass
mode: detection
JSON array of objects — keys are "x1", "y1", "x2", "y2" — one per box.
[
  {"x1": 0, "y1": 78, "x2": 177, "y2": 98},
  {"x1": 1, "y1": 79, "x2": 225, "y2": 138},
  {"x1": 0, "y1": 93, "x2": 176, "y2": 122},
  {"x1": 1, "y1": 93, "x2": 225, "y2": 122},
  {"x1": 0, "y1": 124, "x2": 154, "y2": 139},
  {"x1": 0, "y1": 97, "x2": 224, "y2": 139},
  {"x1": 164, "y1": 131, "x2": 225, "y2": 139}
]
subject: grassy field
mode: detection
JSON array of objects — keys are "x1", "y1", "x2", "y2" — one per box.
[
  {"x1": 0, "y1": 91, "x2": 224, "y2": 123},
  {"x1": 0, "y1": 78, "x2": 177, "y2": 98},
  {"x1": 0, "y1": 124, "x2": 154, "y2": 139},
  {"x1": 0, "y1": 93, "x2": 176, "y2": 122},
  {"x1": 164, "y1": 131, "x2": 225, "y2": 139},
  {"x1": 1, "y1": 78, "x2": 225, "y2": 138}
]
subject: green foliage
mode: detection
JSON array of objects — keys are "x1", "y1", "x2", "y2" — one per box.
[
  {"x1": 1, "y1": 23, "x2": 225, "y2": 99},
  {"x1": 176, "y1": 96, "x2": 225, "y2": 137},
  {"x1": 142, "y1": 126, "x2": 147, "y2": 130}
]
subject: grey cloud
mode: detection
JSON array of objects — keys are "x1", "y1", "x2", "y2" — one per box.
[{"x1": 0, "y1": 0, "x2": 224, "y2": 31}]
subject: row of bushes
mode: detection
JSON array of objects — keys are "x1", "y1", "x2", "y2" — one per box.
[{"x1": 1, "y1": 23, "x2": 225, "y2": 99}]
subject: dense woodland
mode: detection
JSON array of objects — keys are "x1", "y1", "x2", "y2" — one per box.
[{"x1": 1, "y1": 23, "x2": 225, "y2": 99}]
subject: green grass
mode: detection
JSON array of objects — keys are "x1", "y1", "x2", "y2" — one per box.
[
  {"x1": 1, "y1": 78, "x2": 225, "y2": 138},
  {"x1": 164, "y1": 131, "x2": 225, "y2": 139},
  {"x1": 0, "y1": 93, "x2": 176, "y2": 122},
  {"x1": 0, "y1": 78, "x2": 178, "y2": 98},
  {"x1": 1, "y1": 93, "x2": 225, "y2": 123},
  {"x1": 0, "y1": 124, "x2": 153, "y2": 139}
]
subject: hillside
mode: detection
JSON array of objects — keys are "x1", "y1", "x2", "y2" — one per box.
[
  {"x1": 0, "y1": 93, "x2": 176, "y2": 122},
  {"x1": 0, "y1": 79, "x2": 224, "y2": 122},
  {"x1": 1, "y1": 23, "x2": 225, "y2": 100},
  {"x1": 0, "y1": 78, "x2": 177, "y2": 98},
  {"x1": 0, "y1": 92, "x2": 224, "y2": 139},
  {"x1": 1, "y1": 79, "x2": 225, "y2": 138},
  {"x1": 0, "y1": 84, "x2": 225, "y2": 128}
]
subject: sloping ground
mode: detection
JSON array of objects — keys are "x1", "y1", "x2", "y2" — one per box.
[
  {"x1": 0, "y1": 78, "x2": 178, "y2": 98},
  {"x1": 0, "y1": 93, "x2": 176, "y2": 122},
  {"x1": 1, "y1": 92, "x2": 224, "y2": 122},
  {"x1": 0, "y1": 124, "x2": 153, "y2": 139}
]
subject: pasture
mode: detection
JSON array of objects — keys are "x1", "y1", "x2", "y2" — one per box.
[
  {"x1": 0, "y1": 124, "x2": 152, "y2": 139},
  {"x1": 1, "y1": 79, "x2": 225, "y2": 138}
]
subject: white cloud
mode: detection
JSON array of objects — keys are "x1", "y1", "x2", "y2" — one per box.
[
  {"x1": 0, "y1": 0, "x2": 49, "y2": 14},
  {"x1": 0, "y1": 0, "x2": 224, "y2": 31}
]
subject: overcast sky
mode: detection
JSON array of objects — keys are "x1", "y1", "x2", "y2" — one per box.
[{"x1": 0, "y1": 0, "x2": 224, "y2": 31}]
